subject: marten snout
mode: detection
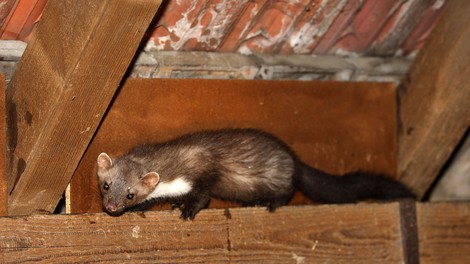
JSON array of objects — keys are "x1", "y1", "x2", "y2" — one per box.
[{"x1": 104, "y1": 203, "x2": 125, "y2": 216}]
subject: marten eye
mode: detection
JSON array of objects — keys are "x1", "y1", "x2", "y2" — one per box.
[
  {"x1": 103, "y1": 183, "x2": 109, "y2": 190},
  {"x1": 127, "y1": 194, "x2": 134, "y2": 200}
]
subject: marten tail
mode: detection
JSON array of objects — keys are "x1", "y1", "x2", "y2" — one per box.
[{"x1": 296, "y1": 163, "x2": 416, "y2": 204}]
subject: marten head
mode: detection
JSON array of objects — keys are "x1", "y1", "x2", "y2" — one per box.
[{"x1": 96, "y1": 153, "x2": 160, "y2": 216}]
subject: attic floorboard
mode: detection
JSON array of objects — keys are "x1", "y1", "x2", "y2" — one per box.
[
  {"x1": 0, "y1": 203, "x2": 406, "y2": 263},
  {"x1": 1, "y1": 202, "x2": 469, "y2": 263}
]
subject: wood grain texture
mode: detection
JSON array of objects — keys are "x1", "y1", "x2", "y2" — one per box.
[
  {"x1": 0, "y1": 74, "x2": 6, "y2": 216},
  {"x1": 398, "y1": 0, "x2": 470, "y2": 198},
  {"x1": 6, "y1": 0, "x2": 162, "y2": 215},
  {"x1": 0, "y1": 203, "x2": 406, "y2": 263},
  {"x1": 70, "y1": 78, "x2": 398, "y2": 213},
  {"x1": 228, "y1": 204, "x2": 405, "y2": 264},
  {"x1": 417, "y1": 203, "x2": 470, "y2": 264},
  {"x1": 0, "y1": 209, "x2": 229, "y2": 263}
]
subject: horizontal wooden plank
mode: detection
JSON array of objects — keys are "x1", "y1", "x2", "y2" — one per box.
[
  {"x1": 0, "y1": 209, "x2": 229, "y2": 263},
  {"x1": 71, "y1": 78, "x2": 398, "y2": 213},
  {"x1": 131, "y1": 51, "x2": 410, "y2": 82},
  {"x1": 228, "y1": 204, "x2": 405, "y2": 264},
  {"x1": 417, "y1": 203, "x2": 470, "y2": 264},
  {"x1": 0, "y1": 203, "x2": 406, "y2": 263}
]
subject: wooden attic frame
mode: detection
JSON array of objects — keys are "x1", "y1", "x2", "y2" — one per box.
[
  {"x1": 1, "y1": 0, "x2": 470, "y2": 263},
  {"x1": 5, "y1": 0, "x2": 164, "y2": 215}
]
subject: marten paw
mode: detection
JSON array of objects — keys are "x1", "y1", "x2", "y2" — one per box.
[{"x1": 180, "y1": 208, "x2": 197, "y2": 221}]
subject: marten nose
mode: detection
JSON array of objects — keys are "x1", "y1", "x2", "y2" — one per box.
[{"x1": 106, "y1": 203, "x2": 118, "y2": 212}]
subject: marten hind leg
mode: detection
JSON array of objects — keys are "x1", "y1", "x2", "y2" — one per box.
[{"x1": 267, "y1": 192, "x2": 294, "y2": 212}]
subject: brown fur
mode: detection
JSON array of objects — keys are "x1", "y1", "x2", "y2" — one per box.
[
  {"x1": 97, "y1": 129, "x2": 297, "y2": 219},
  {"x1": 97, "y1": 128, "x2": 415, "y2": 220}
]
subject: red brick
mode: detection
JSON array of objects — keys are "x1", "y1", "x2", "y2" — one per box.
[
  {"x1": 313, "y1": 0, "x2": 364, "y2": 54},
  {"x1": 279, "y1": 0, "x2": 353, "y2": 54},
  {"x1": 401, "y1": 2, "x2": 444, "y2": 54},
  {"x1": 241, "y1": 0, "x2": 314, "y2": 54},
  {"x1": 219, "y1": 0, "x2": 269, "y2": 52},
  {"x1": 148, "y1": 0, "x2": 208, "y2": 50},
  {"x1": 193, "y1": 0, "x2": 248, "y2": 51},
  {"x1": 0, "y1": 0, "x2": 47, "y2": 41},
  {"x1": 1, "y1": 0, "x2": 442, "y2": 56},
  {"x1": 331, "y1": 0, "x2": 401, "y2": 54},
  {"x1": 371, "y1": 0, "x2": 440, "y2": 56}
]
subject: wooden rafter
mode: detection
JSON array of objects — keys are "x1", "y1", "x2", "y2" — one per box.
[
  {"x1": 398, "y1": 0, "x2": 470, "y2": 198},
  {"x1": 6, "y1": 0, "x2": 163, "y2": 215},
  {"x1": 0, "y1": 74, "x2": 6, "y2": 216}
]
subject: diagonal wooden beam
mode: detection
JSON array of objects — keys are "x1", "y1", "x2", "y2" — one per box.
[
  {"x1": 6, "y1": 0, "x2": 163, "y2": 215},
  {"x1": 0, "y1": 74, "x2": 6, "y2": 216},
  {"x1": 398, "y1": 0, "x2": 470, "y2": 198}
]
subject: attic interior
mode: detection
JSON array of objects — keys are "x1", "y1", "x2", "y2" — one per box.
[{"x1": 0, "y1": 0, "x2": 470, "y2": 263}]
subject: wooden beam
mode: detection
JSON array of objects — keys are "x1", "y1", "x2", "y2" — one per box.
[
  {"x1": 227, "y1": 204, "x2": 406, "y2": 263},
  {"x1": 6, "y1": 0, "x2": 163, "y2": 215},
  {"x1": 2, "y1": 202, "x2": 470, "y2": 263},
  {"x1": 0, "y1": 75, "x2": 6, "y2": 216},
  {"x1": 0, "y1": 203, "x2": 407, "y2": 263},
  {"x1": 398, "y1": 0, "x2": 470, "y2": 198},
  {"x1": 417, "y1": 203, "x2": 470, "y2": 263}
]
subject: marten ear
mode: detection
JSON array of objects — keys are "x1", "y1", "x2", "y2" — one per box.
[
  {"x1": 97, "y1": 153, "x2": 113, "y2": 171},
  {"x1": 140, "y1": 172, "x2": 160, "y2": 190}
]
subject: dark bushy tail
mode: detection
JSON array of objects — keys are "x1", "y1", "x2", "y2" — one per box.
[{"x1": 296, "y1": 163, "x2": 416, "y2": 204}]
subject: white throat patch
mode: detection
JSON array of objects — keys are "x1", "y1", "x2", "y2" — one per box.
[{"x1": 147, "y1": 178, "x2": 192, "y2": 199}]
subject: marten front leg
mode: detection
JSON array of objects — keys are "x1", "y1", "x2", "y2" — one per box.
[{"x1": 179, "y1": 190, "x2": 211, "y2": 220}]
